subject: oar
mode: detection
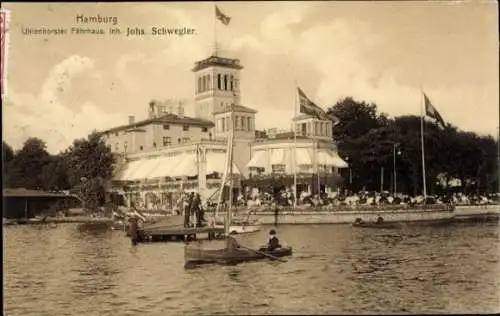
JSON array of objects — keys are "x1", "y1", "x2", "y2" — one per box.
[{"x1": 239, "y1": 245, "x2": 287, "y2": 262}]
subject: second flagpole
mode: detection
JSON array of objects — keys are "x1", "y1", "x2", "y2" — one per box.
[
  {"x1": 420, "y1": 87, "x2": 427, "y2": 203},
  {"x1": 293, "y1": 82, "x2": 298, "y2": 208}
]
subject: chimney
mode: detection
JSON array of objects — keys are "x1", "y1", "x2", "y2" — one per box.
[
  {"x1": 148, "y1": 100, "x2": 156, "y2": 118},
  {"x1": 178, "y1": 102, "x2": 184, "y2": 118},
  {"x1": 128, "y1": 116, "x2": 135, "y2": 124}
]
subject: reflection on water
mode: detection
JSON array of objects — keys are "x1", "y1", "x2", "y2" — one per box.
[{"x1": 4, "y1": 221, "x2": 500, "y2": 315}]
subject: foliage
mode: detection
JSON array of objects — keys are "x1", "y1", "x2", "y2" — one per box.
[
  {"x1": 3, "y1": 132, "x2": 115, "y2": 212},
  {"x1": 6, "y1": 138, "x2": 51, "y2": 190},
  {"x1": 327, "y1": 98, "x2": 498, "y2": 195},
  {"x1": 65, "y1": 132, "x2": 116, "y2": 211}
]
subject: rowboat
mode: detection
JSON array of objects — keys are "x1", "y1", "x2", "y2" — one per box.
[
  {"x1": 184, "y1": 246, "x2": 293, "y2": 268},
  {"x1": 184, "y1": 105, "x2": 291, "y2": 269},
  {"x1": 352, "y1": 222, "x2": 401, "y2": 229}
]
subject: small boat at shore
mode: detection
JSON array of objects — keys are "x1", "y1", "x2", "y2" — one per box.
[
  {"x1": 352, "y1": 221, "x2": 401, "y2": 229},
  {"x1": 351, "y1": 217, "x2": 401, "y2": 229},
  {"x1": 184, "y1": 246, "x2": 292, "y2": 268},
  {"x1": 213, "y1": 216, "x2": 261, "y2": 235}
]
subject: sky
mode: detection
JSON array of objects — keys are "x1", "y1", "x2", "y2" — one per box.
[{"x1": 2, "y1": 1, "x2": 499, "y2": 154}]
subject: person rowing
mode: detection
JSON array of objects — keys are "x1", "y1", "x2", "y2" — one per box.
[
  {"x1": 266, "y1": 229, "x2": 282, "y2": 251},
  {"x1": 226, "y1": 234, "x2": 241, "y2": 252}
]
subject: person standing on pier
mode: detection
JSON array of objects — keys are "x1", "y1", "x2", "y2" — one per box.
[
  {"x1": 129, "y1": 215, "x2": 139, "y2": 245},
  {"x1": 183, "y1": 193, "x2": 192, "y2": 227}
]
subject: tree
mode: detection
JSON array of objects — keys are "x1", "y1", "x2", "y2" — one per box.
[
  {"x1": 7, "y1": 138, "x2": 51, "y2": 189},
  {"x1": 38, "y1": 154, "x2": 71, "y2": 191},
  {"x1": 3, "y1": 141, "x2": 15, "y2": 187},
  {"x1": 2, "y1": 141, "x2": 14, "y2": 164},
  {"x1": 66, "y1": 132, "x2": 115, "y2": 212}
]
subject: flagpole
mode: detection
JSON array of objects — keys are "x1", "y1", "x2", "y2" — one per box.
[
  {"x1": 316, "y1": 129, "x2": 320, "y2": 197},
  {"x1": 213, "y1": 3, "x2": 217, "y2": 56},
  {"x1": 420, "y1": 89, "x2": 427, "y2": 202},
  {"x1": 293, "y1": 83, "x2": 298, "y2": 209}
]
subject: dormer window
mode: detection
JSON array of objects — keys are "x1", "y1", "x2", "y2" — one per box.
[
  {"x1": 202, "y1": 127, "x2": 208, "y2": 132},
  {"x1": 163, "y1": 124, "x2": 170, "y2": 130},
  {"x1": 183, "y1": 125, "x2": 189, "y2": 131}
]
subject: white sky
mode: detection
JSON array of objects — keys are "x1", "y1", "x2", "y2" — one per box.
[{"x1": 3, "y1": 1, "x2": 499, "y2": 153}]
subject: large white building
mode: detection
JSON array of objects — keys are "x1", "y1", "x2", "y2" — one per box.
[{"x1": 104, "y1": 52, "x2": 347, "y2": 209}]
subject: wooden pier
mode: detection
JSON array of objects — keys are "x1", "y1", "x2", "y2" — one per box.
[{"x1": 136, "y1": 225, "x2": 226, "y2": 243}]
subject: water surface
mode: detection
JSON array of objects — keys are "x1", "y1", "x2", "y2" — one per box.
[{"x1": 4, "y1": 221, "x2": 499, "y2": 315}]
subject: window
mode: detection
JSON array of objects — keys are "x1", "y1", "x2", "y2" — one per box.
[
  {"x1": 217, "y1": 74, "x2": 222, "y2": 90},
  {"x1": 230, "y1": 75, "x2": 234, "y2": 90},
  {"x1": 115, "y1": 142, "x2": 119, "y2": 151},
  {"x1": 235, "y1": 115, "x2": 239, "y2": 130},
  {"x1": 124, "y1": 141, "x2": 128, "y2": 152},
  {"x1": 272, "y1": 164, "x2": 286, "y2": 174},
  {"x1": 247, "y1": 117, "x2": 251, "y2": 131},
  {"x1": 178, "y1": 138, "x2": 181, "y2": 144},
  {"x1": 202, "y1": 127, "x2": 208, "y2": 132},
  {"x1": 115, "y1": 132, "x2": 119, "y2": 136},
  {"x1": 182, "y1": 137, "x2": 190, "y2": 143},
  {"x1": 163, "y1": 124, "x2": 170, "y2": 130},
  {"x1": 224, "y1": 74, "x2": 228, "y2": 90},
  {"x1": 221, "y1": 118, "x2": 225, "y2": 132},
  {"x1": 139, "y1": 146, "x2": 143, "y2": 151},
  {"x1": 202, "y1": 76, "x2": 206, "y2": 92},
  {"x1": 207, "y1": 75, "x2": 211, "y2": 90},
  {"x1": 241, "y1": 116, "x2": 245, "y2": 130},
  {"x1": 153, "y1": 142, "x2": 157, "y2": 148},
  {"x1": 197, "y1": 77, "x2": 202, "y2": 93},
  {"x1": 183, "y1": 125, "x2": 189, "y2": 131},
  {"x1": 162, "y1": 136, "x2": 171, "y2": 146}
]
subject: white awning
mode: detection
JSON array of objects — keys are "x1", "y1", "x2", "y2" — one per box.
[
  {"x1": 149, "y1": 155, "x2": 184, "y2": 178},
  {"x1": 295, "y1": 148, "x2": 312, "y2": 165},
  {"x1": 247, "y1": 151, "x2": 267, "y2": 169},
  {"x1": 171, "y1": 154, "x2": 198, "y2": 177},
  {"x1": 119, "y1": 160, "x2": 144, "y2": 181},
  {"x1": 128, "y1": 157, "x2": 162, "y2": 180},
  {"x1": 206, "y1": 152, "x2": 241, "y2": 175},
  {"x1": 270, "y1": 149, "x2": 285, "y2": 165},
  {"x1": 331, "y1": 152, "x2": 348, "y2": 168},
  {"x1": 317, "y1": 151, "x2": 335, "y2": 166}
]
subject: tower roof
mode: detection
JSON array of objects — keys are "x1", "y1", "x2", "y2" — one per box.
[{"x1": 192, "y1": 55, "x2": 243, "y2": 72}]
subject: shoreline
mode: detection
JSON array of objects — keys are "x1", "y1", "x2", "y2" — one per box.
[
  {"x1": 3, "y1": 205, "x2": 498, "y2": 227},
  {"x1": 3, "y1": 216, "x2": 114, "y2": 226}
]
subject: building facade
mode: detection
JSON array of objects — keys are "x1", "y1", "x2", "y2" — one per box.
[{"x1": 104, "y1": 51, "x2": 347, "y2": 209}]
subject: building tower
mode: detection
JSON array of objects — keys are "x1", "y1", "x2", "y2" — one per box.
[{"x1": 192, "y1": 55, "x2": 243, "y2": 122}]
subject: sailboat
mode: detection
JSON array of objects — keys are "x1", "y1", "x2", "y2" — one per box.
[
  {"x1": 209, "y1": 104, "x2": 261, "y2": 235},
  {"x1": 184, "y1": 104, "x2": 292, "y2": 268}
]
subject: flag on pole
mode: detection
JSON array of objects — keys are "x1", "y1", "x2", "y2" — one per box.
[
  {"x1": 298, "y1": 87, "x2": 327, "y2": 120},
  {"x1": 298, "y1": 87, "x2": 339, "y2": 125},
  {"x1": 215, "y1": 6, "x2": 231, "y2": 25},
  {"x1": 423, "y1": 93, "x2": 446, "y2": 129}
]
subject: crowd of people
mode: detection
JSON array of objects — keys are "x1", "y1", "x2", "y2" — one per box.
[
  {"x1": 174, "y1": 192, "x2": 207, "y2": 227},
  {"x1": 235, "y1": 188, "x2": 499, "y2": 209}
]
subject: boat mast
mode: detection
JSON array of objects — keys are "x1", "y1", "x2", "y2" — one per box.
[{"x1": 226, "y1": 103, "x2": 235, "y2": 240}]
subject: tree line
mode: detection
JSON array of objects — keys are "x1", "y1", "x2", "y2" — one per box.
[
  {"x1": 3, "y1": 132, "x2": 116, "y2": 211},
  {"x1": 327, "y1": 97, "x2": 499, "y2": 196}
]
